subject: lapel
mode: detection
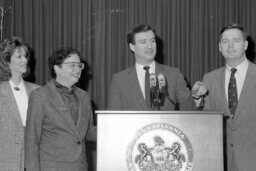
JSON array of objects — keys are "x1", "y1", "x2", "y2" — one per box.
[
  {"x1": 0, "y1": 81, "x2": 23, "y2": 127},
  {"x1": 74, "y1": 89, "x2": 87, "y2": 133},
  {"x1": 155, "y1": 62, "x2": 166, "y2": 77},
  {"x1": 219, "y1": 67, "x2": 230, "y2": 114},
  {"x1": 235, "y1": 62, "x2": 256, "y2": 119},
  {"x1": 47, "y1": 81, "x2": 80, "y2": 138},
  {"x1": 155, "y1": 62, "x2": 161, "y2": 75},
  {"x1": 127, "y1": 66, "x2": 148, "y2": 110},
  {"x1": 24, "y1": 81, "x2": 33, "y2": 97}
]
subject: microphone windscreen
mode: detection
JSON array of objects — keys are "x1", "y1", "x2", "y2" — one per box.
[
  {"x1": 149, "y1": 73, "x2": 157, "y2": 88},
  {"x1": 157, "y1": 73, "x2": 166, "y2": 90}
]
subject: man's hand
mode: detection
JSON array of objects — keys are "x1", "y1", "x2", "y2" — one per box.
[{"x1": 191, "y1": 81, "x2": 207, "y2": 99}]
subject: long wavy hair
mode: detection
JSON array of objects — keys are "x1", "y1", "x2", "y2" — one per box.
[{"x1": 0, "y1": 37, "x2": 30, "y2": 81}]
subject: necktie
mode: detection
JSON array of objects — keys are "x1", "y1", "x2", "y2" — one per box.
[
  {"x1": 143, "y1": 66, "x2": 151, "y2": 109},
  {"x1": 228, "y1": 68, "x2": 238, "y2": 117}
]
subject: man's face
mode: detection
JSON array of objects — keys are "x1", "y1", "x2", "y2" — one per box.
[
  {"x1": 219, "y1": 28, "x2": 248, "y2": 61},
  {"x1": 55, "y1": 53, "x2": 83, "y2": 87},
  {"x1": 129, "y1": 30, "x2": 156, "y2": 65}
]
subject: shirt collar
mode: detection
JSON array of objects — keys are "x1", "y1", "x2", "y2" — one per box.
[
  {"x1": 9, "y1": 79, "x2": 26, "y2": 91},
  {"x1": 53, "y1": 79, "x2": 76, "y2": 95},
  {"x1": 135, "y1": 61, "x2": 155, "y2": 74},
  {"x1": 226, "y1": 58, "x2": 248, "y2": 74}
]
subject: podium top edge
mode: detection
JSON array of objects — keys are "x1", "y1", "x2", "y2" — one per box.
[{"x1": 95, "y1": 110, "x2": 224, "y2": 115}]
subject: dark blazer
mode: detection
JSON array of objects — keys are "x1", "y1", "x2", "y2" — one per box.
[
  {"x1": 203, "y1": 61, "x2": 256, "y2": 171},
  {"x1": 0, "y1": 81, "x2": 39, "y2": 171},
  {"x1": 25, "y1": 80, "x2": 96, "y2": 171},
  {"x1": 108, "y1": 62, "x2": 196, "y2": 110}
]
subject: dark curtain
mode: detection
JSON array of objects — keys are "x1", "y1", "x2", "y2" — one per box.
[
  {"x1": 1, "y1": 1, "x2": 256, "y2": 171},
  {"x1": 1, "y1": 0, "x2": 256, "y2": 110}
]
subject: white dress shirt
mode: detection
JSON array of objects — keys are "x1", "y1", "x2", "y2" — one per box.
[
  {"x1": 9, "y1": 79, "x2": 28, "y2": 126},
  {"x1": 136, "y1": 61, "x2": 156, "y2": 99},
  {"x1": 225, "y1": 59, "x2": 248, "y2": 101}
]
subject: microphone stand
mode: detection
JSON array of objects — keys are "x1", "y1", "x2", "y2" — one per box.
[
  {"x1": 158, "y1": 87, "x2": 177, "y2": 109},
  {"x1": 150, "y1": 87, "x2": 160, "y2": 110},
  {"x1": 156, "y1": 73, "x2": 177, "y2": 109},
  {"x1": 152, "y1": 99, "x2": 160, "y2": 110}
]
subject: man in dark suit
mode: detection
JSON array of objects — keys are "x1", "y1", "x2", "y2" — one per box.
[
  {"x1": 25, "y1": 47, "x2": 96, "y2": 171},
  {"x1": 108, "y1": 24, "x2": 205, "y2": 110},
  {"x1": 201, "y1": 23, "x2": 256, "y2": 171}
]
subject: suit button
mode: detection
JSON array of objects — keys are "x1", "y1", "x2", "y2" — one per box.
[
  {"x1": 232, "y1": 128, "x2": 236, "y2": 131},
  {"x1": 77, "y1": 141, "x2": 81, "y2": 145}
]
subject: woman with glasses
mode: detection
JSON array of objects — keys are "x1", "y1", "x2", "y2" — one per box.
[
  {"x1": 25, "y1": 47, "x2": 96, "y2": 171},
  {"x1": 0, "y1": 37, "x2": 39, "y2": 171}
]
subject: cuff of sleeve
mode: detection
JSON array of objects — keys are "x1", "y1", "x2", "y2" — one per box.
[{"x1": 192, "y1": 95, "x2": 200, "y2": 100}]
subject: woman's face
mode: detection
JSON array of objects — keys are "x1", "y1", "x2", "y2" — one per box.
[{"x1": 9, "y1": 47, "x2": 28, "y2": 76}]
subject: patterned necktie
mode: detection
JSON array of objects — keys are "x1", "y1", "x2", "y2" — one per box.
[
  {"x1": 228, "y1": 68, "x2": 238, "y2": 117},
  {"x1": 143, "y1": 66, "x2": 151, "y2": 109}
]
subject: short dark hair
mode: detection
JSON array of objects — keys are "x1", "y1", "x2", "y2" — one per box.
[
  {"x1": 127, "y1": 24, "x2": 156, "y2": 45},
  {"x1": 0, "y1": 37, "x2": 30, "y2": 81},
  {"x1": 48, "y1": 47, "x2": 82, "y2": 79},
  {"x1": 219, "y1": 23, "x2": 247, "y2": 41}
]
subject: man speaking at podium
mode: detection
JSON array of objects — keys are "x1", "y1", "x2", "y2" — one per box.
[{"x1": 107, "y1": 24, "x2": 206, "y2": 111}]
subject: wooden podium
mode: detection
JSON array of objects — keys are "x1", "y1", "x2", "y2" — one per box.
[{"x1": 96, "y1": 111, "x2": 223, "y2": 171}]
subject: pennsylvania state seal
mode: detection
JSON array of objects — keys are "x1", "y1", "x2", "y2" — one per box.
[{"x1": 126, "y1": 123, "x2": 193, "y2": 171}]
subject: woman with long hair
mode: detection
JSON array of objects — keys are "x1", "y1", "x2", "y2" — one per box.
[{"x1": 0, "y1": 37, "x2": 39, "y2": 171}]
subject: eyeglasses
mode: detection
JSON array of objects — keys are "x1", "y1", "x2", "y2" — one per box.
[{"x1": 62, "y1": 62, "x2": 84, "y2": 70}]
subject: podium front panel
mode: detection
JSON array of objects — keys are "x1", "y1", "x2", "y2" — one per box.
[{"x1": 96, "y1": 111, "x2": 223, "y2": 171}]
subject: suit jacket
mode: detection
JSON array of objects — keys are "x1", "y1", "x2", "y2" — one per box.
[
  {"x1": 0, "y1": 81, "x2": 39, "y2": 171},
  {"x1": 25, "y1": 80, "x2": 96, "y2": 171},
  {"x1": 108, "y1": 62, "x2": 196, "y2": 110},
  {"x1": 203, "y1": 61, "x2": 256, "y2": 171}
]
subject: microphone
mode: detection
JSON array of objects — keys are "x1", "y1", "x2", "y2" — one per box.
[
  {"x1": 157, "y1": 73, "x2": 166, "y2": 106},
  {"x1": 149, "y1": 73, "x2": 157, "y2": 90},
  {"x1": 157, "y1": 73, "x2": 166, "y2": 93},
  {"x1": 149, "y1": 73, "x2": 158, "y2": 109},
  {"x1": 157, "y1": 73, "x2": 176, "y2": 108}
]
